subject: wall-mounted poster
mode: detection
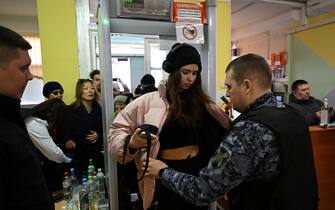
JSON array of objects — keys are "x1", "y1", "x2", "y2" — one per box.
[
  {"x1": 272, "y1": 65, "x2": 288, "y2": 93},
  {"x1": 173, "y1": 1, "x2": 206, "y2": 44}
]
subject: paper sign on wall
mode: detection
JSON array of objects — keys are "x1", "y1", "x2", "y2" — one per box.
[
  {"x1": 176, "y1": 22, "x2": 204, "y2": 44},
  {"x1": 173, "y1": 1, "x2": 205, "y2": 44},
  {"x1": 173, "y1": 1, "x2": 207, "y2": 24}
]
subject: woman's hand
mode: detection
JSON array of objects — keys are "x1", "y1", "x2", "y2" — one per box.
[
  {"x1": 128, "y1": 128, "x2": 158, "y2": 150},
  {"x1": 65, "y1": 140, "x2": 76, "y2": 149},
  {"x1": 143, "y1": 157, "x2": 168, "y2": 179},
  {"x1": 86, "y1": 130, "x2": 99, "y2": 143}
]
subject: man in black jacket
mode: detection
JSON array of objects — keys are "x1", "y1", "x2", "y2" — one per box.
[
  {"x1": 146, "y1": 54, "x2": 318, "y2": 210},
  {"x1": 289, "y1": 79, "x2": 334, "y2": 125},
  {"x1": 0, "y1": 25, "x2": 54, "y2": 210}
]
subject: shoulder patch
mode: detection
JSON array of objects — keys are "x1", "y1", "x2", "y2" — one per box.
[{"x1": 209, "y1": 146, "x2": 231, "y2": 169}]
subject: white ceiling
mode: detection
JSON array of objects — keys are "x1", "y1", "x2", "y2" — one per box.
[
  {"x1": 231, "y1": 0, "x2": 305, "y2": 30},
  {"x1": 1, "y1": 0, "x2": 334, "y2": 36},
  {"x1": 232, "y1": 0, "x2": 335, "y2": 30},
  {"x1": 0, "y1": 0, "x2": 37, "y2": 17},
  {"x1": 231, "y1": 0, "x2": 335, "y2": 40}
]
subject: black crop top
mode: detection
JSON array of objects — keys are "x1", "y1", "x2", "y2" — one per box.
[{"x1": 159, "y1": 116, "x2": 202, "y2": 150}]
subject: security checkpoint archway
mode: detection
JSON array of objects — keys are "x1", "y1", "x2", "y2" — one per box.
[{"x1": 97, "y1": 0, "x2": 219, "y2": 209}]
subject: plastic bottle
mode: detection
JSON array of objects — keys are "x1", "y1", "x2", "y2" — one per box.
[
  {"x1": 80, "y1": 178, "x2": 89, "y2": 210},
  {"x1": 130, "y1": 193, "x2": 140, "y2": 210},
  {"x1": 63, "y1": 172, "x2": 72, "y2": 202},
  {"x1": 97, "y1": 198, "x2": 109, "y2": 210},
  {"x1": 96, "y1": 168, "x2": 106, "y2": 199},
  {"x1": 96, "y1": 168, "x2": 109, "y2": 210},
  {"x1": 92, "y1": 171, "x2": 100, "y2": 201},
  {"x1": 72, "y1": 184, "x2": 81, "y2": 210},
  {"x1": 87, "y1": 167, "x2": 94, "y2": 177},
  {"x1": 87, "y1": 175, "x2": 97, "y2": 210},
  {"x1": 88, "y1": 159, "x2": 95, "y2": 172},
  {"x1": 70, "y1": 168, "x2": 79, "y2": 192},
  {"x1": 320, "y1": 98, "x2": 330, "y2": 127}
]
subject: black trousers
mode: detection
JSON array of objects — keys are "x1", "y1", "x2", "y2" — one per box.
[{"x1": 156, "y1": 155, "x2": 208, "y2": 210}]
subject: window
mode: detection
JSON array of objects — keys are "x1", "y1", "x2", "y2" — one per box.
[
  {"x1": 21, "y1": 35, "x2": 44, "y2": 105},
  {"x1": 23, "y1": 35, "x2": 43, "y2": 78}
]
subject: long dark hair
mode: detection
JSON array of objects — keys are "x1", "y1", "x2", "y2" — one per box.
[
  {"x1": 29, "y1": 98, "x2": 69, "y2": 145},
  {"x1": 166, "y1": 68, "x2": 211, "y2": 127},
  {"x1": 70, "y1": 79, "x2": 95, "y2": 108}
]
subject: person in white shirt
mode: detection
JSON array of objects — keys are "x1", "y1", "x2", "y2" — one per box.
[
  {"x1": 25, "y1": 98, "x2": 71, "y2": 191},
  {"x1": 25, "y1": 117, "x2": 71, "y2": 163}
]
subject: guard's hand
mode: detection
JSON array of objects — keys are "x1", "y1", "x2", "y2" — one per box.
[
  {"x1": 128, "y1": 128, "x2": 158, "y2": 150},
  {"x1": 143, "y1": 157, "x2": 168, "y2": 179}
]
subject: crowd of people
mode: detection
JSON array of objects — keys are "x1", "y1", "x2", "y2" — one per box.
[{"x1": 1, "y1": 25, "x2": 329, "y2": 210}]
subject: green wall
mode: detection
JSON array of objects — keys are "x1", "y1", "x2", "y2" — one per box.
[{"x1": 288, "y1": 22, "x2": 335, "y2": 99}]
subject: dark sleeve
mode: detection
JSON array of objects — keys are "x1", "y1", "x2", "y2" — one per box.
[
  {"x1": 67, "y1": 106, "x2": 77, "y2": 141},
  {"x1": 0, "y1": 142, "x2": 8, "y2": 206},
  {"x1": 199, "y1": 112, "x2": 228, "y2": 162},
  {"x1": 159, "y1": 120, "x2": 277, "y2": 206},
  {"x1": 67, "y1": 106, "x2": 83, "y2": 143},
  {"x1": 94, "y1": 103, "x2": 103, "y2": 141},
  {"x1": 289, "y1": 102, "x2": 319, "y2": 126},
  {"x1": 307, "y1": 111, "x2": 320, "y2": 126},
  {"x1": 310, "y1": 98, "x2": 325, "y2": 125}
]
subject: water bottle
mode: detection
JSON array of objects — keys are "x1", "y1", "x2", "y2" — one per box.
[
  {"x1": 87, "y1": 167, "x2": 94, "y2": 177},
  {"x1": 130, "y1": 193, "x2": 140, "y2": 210},
  {"x1": 96, "y1": 169, "x2": 109, "y2": 210},
  {"x1": 96, "y1": 168, "x2": 106, "y2": 199},
  {"x1": 70, "y1": 168, "x2": 79, "y2": 192},
  {"x1": 80, "y1": 178, "x2": 89, "y2": 210},
  {"x1": 63, "y1": 172, "x2": 72, "y2": 202},
  {"x1": 97, "y1": 198, "x2": 109, "y2": 210},
  {"x1": 93, "y1": 172, "x2": 100, "y2": 200},
  {"x1": 88, "y1": 159, "x2": 95, "y2": 172},
  {"x1": 72, "y1": 184, "x2": 81, "y2": 210},
  {"x1": 320, "y1": 98, "x2": 330, "y2": 127},
  {"x1": 88, "y1": 175, "x2": 98, "y2": 210}
]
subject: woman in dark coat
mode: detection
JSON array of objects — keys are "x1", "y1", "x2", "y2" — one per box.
[{"x1": 65, "y1": 79, "x2": 104, "y2": 176}]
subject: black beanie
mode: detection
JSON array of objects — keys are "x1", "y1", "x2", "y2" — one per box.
[
  {"x1": 43, "y1": 81, "x2": 64, "y2": 98},
  {"x1": 140, "y1": 74, "x2": 155, "y2": 87},
  {"x1": 162, "y1": 43, "x2": 202, "y2": 73}
]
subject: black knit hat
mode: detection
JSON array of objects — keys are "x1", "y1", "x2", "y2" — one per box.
[
  {"x1": 43, "y1": 81, "x2": 64, "y2": 98},
  {"x1": 140, "y1": 74, "x2": 155, "y2": 87},
  {"x1": 162, "y1": 43, "x2": 202, "y2": 73}
]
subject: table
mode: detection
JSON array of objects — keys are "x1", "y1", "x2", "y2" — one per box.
[
  {"x1": 309, "y1": 126, "x2": 335, "y2": 210},
  {"x1": 55, "y1": 200, "x2": 66, "y2": 210}
]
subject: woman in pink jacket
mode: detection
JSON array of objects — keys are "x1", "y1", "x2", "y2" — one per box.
[{"x1": 108, "y1": 43, "x2": 231, "y2": 210}]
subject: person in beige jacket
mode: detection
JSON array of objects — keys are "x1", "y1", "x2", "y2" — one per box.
[{"x1": 108, "y1": 43, "x2": 231, "y2": 210}]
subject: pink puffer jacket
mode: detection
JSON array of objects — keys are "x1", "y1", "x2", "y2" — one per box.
[{"x1": 108, "y1": 81, "x2": 231, "y2": 209}]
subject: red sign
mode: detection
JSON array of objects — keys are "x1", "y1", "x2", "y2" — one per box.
[{"x1": 173, "y1": 1, "x2": 207, "y2": 24}]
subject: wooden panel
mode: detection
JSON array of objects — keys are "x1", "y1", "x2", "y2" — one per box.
[
  {"x1": 55, "y1": 200, "x2": 65, "y2": 210},
  {"x1": 309, "y1": 126, "x2": 335, "y2": 210}
]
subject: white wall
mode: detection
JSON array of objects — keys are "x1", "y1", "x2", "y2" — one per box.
[
  {"x1": 21, "y1": 78, "x2": 44, "y2": 105},
  {"x1": 235, "y1": 27, "x2": 288, "y2": 60},
  {"x1": 0, "y1": 15, "x2": 39, "y2": 34}
]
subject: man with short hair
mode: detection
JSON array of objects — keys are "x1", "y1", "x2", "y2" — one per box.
[
  {"x1": 289, "y1": 79, "x2": 334, "y2": 125},
  {"x1": 0, "y1": 25, "x2": 54, "y2": 209},
  {"x1": 90, "y1": 69, "x2": 101, "y2": 103},
  {"x1": 146, "y1": 54, "x2": 318, "y2": 210}
]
